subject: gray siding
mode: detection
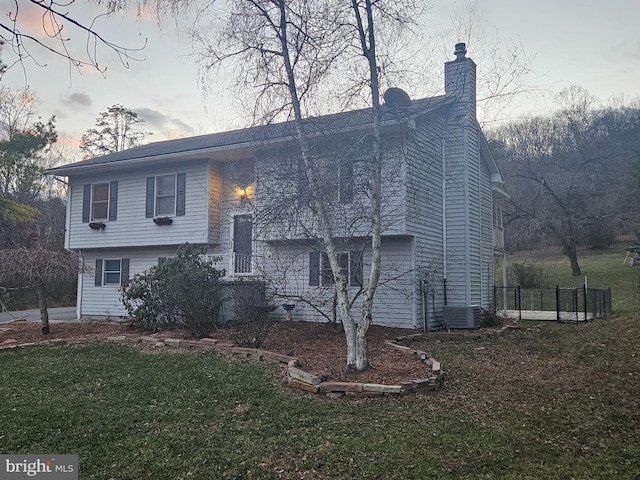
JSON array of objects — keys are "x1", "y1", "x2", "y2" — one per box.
[
  {"x1": 443, "y1": 117, "x2": 494, "y2": 311},
  {"x1": 444, "y1": 114, "x2": 472, "y2": 307},
  {"x1": 254, "y1": 138, "x2": 407, "y2": 242},
  {"x1": 258, "y1": 236, "x2": 415, "y2": 329},
  {"x1": 404, "y1": 114, "x2": 448, "y2": 329}
]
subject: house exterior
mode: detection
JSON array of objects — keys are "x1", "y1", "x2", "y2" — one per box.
[{"x1": 48, "y1": 43, "x2": 506, "y2": 330}]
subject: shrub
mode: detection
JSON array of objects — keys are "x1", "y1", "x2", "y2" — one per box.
[
  {"x1": 122, "y1": 243, "x2": 225, "y2": 338},
  {"x1": 508, "y1": 261, "x2": 547, "y2": 288},
  {"x1": 585, "y1": 218, "x2": 617, "y2": 250},
  {"x1": 480, "y1": 308, "x2": 504, "y2": 328},
  {"x1": 229, "y1": 283, "x2": 274, "y2": 348}
]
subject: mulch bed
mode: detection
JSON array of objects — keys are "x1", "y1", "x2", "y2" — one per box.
[{"x1": 0, "y1": 320, "x2": 432, "y2": 385}]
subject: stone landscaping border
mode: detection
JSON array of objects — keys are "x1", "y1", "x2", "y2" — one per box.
[{"x1": 0, "y1": 333, "x2": 445, "y2": 398}]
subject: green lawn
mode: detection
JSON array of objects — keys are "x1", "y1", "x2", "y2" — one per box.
[
  {"x1": 503, "y1": 243, "x2": 638, "y2": 315},
  {"x1": 1, "y1": 245, "x2": 639, "y2": 479},
  {"x1": 2, "y1": 313, "x2": 639, "y2": 479}
]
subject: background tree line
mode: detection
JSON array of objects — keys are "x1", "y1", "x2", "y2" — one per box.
[
  {"x1": 0, "y1": 85, "x2": 150, "y2": 332},
  {"x1": 488, "y1": 86, "x2": 640, "y2": 275}
]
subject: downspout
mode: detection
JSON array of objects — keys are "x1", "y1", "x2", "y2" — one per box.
[
  {"x1": 441, "y1": 129, "x2": 447, "y2": 300},
  {"x1": 76, "y1": 250, "x2": 83, "y2": 320}
]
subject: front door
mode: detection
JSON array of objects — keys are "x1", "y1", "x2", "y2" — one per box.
[{"x1": 233, "y1": 214, "x2": 252, "y2": 274}]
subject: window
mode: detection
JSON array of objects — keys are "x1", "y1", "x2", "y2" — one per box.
[
  {"x1": 309, "y1": 251, "x2": 363, "y2": 287},
  {"x1": 156, "y1": 174, "x2": 176, "y2": 216},
  {"x1": 321, "y1": 253, "x2": 348, "y2": 286},
  {"x1": 91, "y1": 183, "x2": 109, "y2": 220},
  {"x1": 297, "y1": 157, "x2": 354, "y2": 206},
  {"x1": 94, "y1": 258, "x2": 130, "y2": 287},
  {"x1": 104, "y1": 259, "x2": 122, "y2": 284},
  {"x1": 146, "y1": 173, "x2": 186, "y2": 218},
  {"x1": 82, "y1": 182, "x2": 118, "y2": 222}
]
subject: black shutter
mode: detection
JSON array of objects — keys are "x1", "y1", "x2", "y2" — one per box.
[
  {"x1": 339, "y1": 253, "x2": 349, "y2": 279},
  {"x1": 95, "y1": 259, "x2": 103, "y2": 286},
  {"x1": 350, "y1": 251, "x2": 363, "y2": 287},
  {"x1": 309, "y1": 252, "x2": 320, "y2": 286},
  {"x1": 145, "y1": 177, "x2": 155, "y2": 218},
  {"x1": 120, "y1": 258, "x2": 130, "y2": 287},
  {"x1": 82, "y1": 184, "x2": 91, "y2": 223},
  {"x1": 339, "y1": 161, "x2": 354, "y2": 203},
  {"x1": 108, "y1": 181, "x2": 118, "y2": 221},
  {"x1": 176, "y1": 173, "x2": 186, "y2": 216}
]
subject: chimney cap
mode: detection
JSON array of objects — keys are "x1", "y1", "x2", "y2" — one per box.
[{"x1": 454, "y1": 42, "x2": 467, "y2": 60}]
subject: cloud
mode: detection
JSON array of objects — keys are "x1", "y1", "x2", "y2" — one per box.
[
  {"x1": 61, "y1": 92, "x2": 92, "y2": 110},
  {"x1": 135, "y1": 107, "x2": 196, "y2": 138}
]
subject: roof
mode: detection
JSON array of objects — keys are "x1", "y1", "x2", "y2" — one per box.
[{"x1": 47, "y1": 95, "x2": 451, "y2": 176}]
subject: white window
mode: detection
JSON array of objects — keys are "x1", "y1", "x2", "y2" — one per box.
[
  {"x1": 309, "y1": 251, "x2": 363, "y2": 287},
  {"x1": 156, "y1": 174, "x2": 176, "y2": 216},
  {"x1": 103, "y1": 259, "x2": 122, "y2": 285},
  {"x1": 91, "y1": 183, "x2": 109, "y2": 220}
]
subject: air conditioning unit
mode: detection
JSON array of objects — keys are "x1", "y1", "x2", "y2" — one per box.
[{"x1": 444, "y1": 306, "x2": 481, "y2": 329}]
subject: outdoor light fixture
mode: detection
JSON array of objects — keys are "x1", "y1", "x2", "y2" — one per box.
[
  {"x1": 236, "y1": 186, "x2": 247, "y2": 202},
  {"x1": 419, "y1": 352, "x2": 427, "y2": 363}
]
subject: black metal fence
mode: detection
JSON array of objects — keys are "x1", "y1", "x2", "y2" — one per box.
[{"x1": 494, "y1": 285, "x2": 612, "y2": 322}]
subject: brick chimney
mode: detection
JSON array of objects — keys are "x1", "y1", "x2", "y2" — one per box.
[{"x1": 444, "y1": 42, "x2": 476, "y2": 118}]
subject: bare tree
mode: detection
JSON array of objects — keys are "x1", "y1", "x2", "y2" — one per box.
[
  {"x1": 0, "y1": 246, "x2": 79, "y2": 333},
  {"x1": 0, "y1": 0, "x2": 146, "y2": 79},
  {"x1": 182, "y1": 0, "x2": 421, "y2": 372},
  {"x1": 449, "y1": 0, "x2": 538, "y2": 125},
  {"x1": 490, "y1": 86, "x2": 640, "y2": 275}
]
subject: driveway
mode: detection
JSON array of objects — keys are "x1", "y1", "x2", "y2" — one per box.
[{"x1": 0, "y1": 307, "x2": 77, "y2": 323}]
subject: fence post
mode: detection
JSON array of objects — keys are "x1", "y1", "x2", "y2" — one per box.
[
  {"x1": 583, "y1": 284, "x2": 588, "y2": 322},
  {"x1": 517, "y1": 285, "x2": 521, "y2": 321},
  {"x1": 556, "y1": 284, "x2": 560, "y2": 322}
]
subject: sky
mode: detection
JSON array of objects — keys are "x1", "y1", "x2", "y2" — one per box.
[{"x1": 2, "y1": 0, "x2": 640, "y2": 163}]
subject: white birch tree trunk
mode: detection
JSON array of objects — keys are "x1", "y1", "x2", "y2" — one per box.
[{"x1": 275, "y1": 0, "x2": 359, "y2": 370}]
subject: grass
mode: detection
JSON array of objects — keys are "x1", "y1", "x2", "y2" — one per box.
[
  {"x1": 2, "y1": 315, "x2": 640, "y2": 479},
  {"x1": 1, "y1": 245, "x2": 639, "y2": 479},
  {"x1": 503, "y1": 243, "x2": 638, "y2": 315}
]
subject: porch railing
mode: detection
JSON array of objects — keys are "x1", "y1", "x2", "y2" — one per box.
[{"x1": 204, "y1": 254, "x2": 254, "y2": 277}]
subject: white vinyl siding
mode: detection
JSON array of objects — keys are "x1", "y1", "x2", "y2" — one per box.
[
  {"x1": 68, "y1": 161, "x2": 211, "y2": 249},
  {"x1": 80, "y1": 247, "x2": 177, "y2": 318}
]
